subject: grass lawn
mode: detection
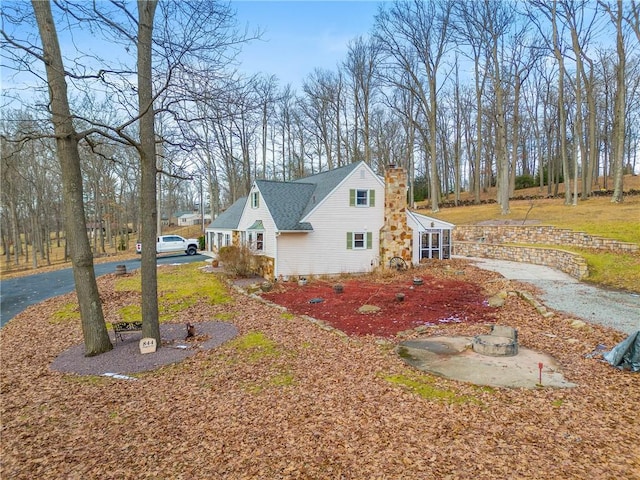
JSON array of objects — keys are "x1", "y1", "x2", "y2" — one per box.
[{"x1": 423, "y1": 194, "x2": 640, "y2": 292}]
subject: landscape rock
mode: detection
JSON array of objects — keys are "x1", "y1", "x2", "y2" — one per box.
[
  {"x1": 358, "y1": 304, "x2": 381, "y2": 314},
  {"x1": 488, "y1": 295, "x2": 506, "y2": 307}
]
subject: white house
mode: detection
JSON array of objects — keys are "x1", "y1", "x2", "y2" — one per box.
[
  {"x1": 206, "y1": 161, "x2": 453, "y2": 280},
  {"x1": 177, "y1": 212, "x2": 212, "y2": 227}
]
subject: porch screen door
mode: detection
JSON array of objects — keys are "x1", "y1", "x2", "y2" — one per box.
[{"x1": 420, "y1": 230, "x2": 441, "y2": 259}]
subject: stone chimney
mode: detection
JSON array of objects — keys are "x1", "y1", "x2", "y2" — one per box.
[{"x1": 379, "y1": 164, "x2": 412, "y2": 269}]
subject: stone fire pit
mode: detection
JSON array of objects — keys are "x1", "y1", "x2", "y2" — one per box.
[{"x1": 472, "y1": 325, "x2": 518, "y2": 357}]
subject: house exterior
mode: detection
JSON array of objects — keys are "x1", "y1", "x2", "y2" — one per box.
[
  {"x1": 177, "y1": 212, "x2": 212, "y2": 227},
  {"x1": 206, "y1": 161, "x2": 453, "y2": 280},
  {"x1": 207, "y1": 198, "x2": 246, "y2": 251}
]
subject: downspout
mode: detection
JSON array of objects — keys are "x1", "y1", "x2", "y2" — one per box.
[{"x1": 274, "y1": 231, "x2": 280, "y2": 280}]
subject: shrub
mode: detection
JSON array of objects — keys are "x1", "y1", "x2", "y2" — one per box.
[
  {"x1": 515, "y1": 174, "x2": 536, "y2": 190},
  {"x1": 198, "y1": 235, "x2": 205, "y2": 250},
  {"x1": 218, "y1": 245, "x2": 254, "y2": 277}
]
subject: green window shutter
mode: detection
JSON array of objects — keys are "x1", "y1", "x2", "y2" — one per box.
[
  {"x1": 347, "y1": 232, "x2": 353, "y2": 249},
  {"x1": 369, "y1": 189, "x2": 375, "y2": 207},
  {"x1": 349, "y1": 189, "x2": 355, "y2": 206},
  {"x1": 366, "y1": 232, "x2": 372, "y2": 249}
]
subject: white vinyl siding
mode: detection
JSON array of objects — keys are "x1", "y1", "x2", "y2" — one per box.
[
  {"x1": 237, "y1": 187, "x2": 277, "y2": 260},
  {"x1": 276, "y1": 165, "x2": 384, "y2": 277}
]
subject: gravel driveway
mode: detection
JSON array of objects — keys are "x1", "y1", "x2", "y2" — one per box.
[{"x1": 462, "y1": 257, "x2": 640, "y2": 335}]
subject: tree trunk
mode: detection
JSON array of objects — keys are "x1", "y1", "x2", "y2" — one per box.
[
  {"x1": 551, "y1": 2, "x2": 572, "y2": 205},
  {"x1": 491, "y1": 38, "x2": 509, "y2": 215},
  {"x1": 32, "y1": 0, "x2": 112, "y2": 356},
  {"x1": 584, "y1": 62, "x2": 597, "y2": 198},
  {"x1": 569, "y1": 24, "x2": 585, "y2": 206},
  {"x1": 138, "y1": 0, "x2": 161, "y2": 344},
  {"x1": 611, "y1": 0, "x2": 625, "y2": 203},
  {"x1": 509, "y1": 73, "x2": 522, "y2": 197},
  {"x1": 428, "y1": 79, "x2": 440, "y2": 213}
]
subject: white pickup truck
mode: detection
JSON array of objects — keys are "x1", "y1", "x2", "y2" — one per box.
[{"x1": 136, "y1": 235, "x2": 199, "y2": 256}]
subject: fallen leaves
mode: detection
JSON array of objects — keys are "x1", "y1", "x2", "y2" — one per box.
[{"x1": 1, "y1": 260, "x2": 639, "y2": 479}]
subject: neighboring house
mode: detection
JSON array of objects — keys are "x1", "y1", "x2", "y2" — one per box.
[
  {"x1": 206, "y1": 198, "x2": 246, "y2": 251},
  {"x1": 205, "y1": 161, "x2": 453, "y2": 280},
  {"x1": 170, "y1": 210, "x2": 192, "y2": 226},
  {"x1": 177, "y1": 212, "x2": 212, "y2": 226}
]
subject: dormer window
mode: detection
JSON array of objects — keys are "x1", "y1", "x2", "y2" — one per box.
[{"x1": 251, "y1": 191, "x2": 260, "y2": 209}]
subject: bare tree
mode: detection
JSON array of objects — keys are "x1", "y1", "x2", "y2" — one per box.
[
  {"x1": 344, "y1": 36, "x2": 381, "y2": 165},
  {"x1": 529, "y1": 0, "x2": 573, "y2": 204},
  {"x1": 254, "y1": 74, "x2": 279, "y2": 179},
  {"x1": 302, "y1": 68, "x2": 341, "y2": 170},
  {"x1": 135, "y1": 0, "x2": 161, "y2": 343},
  {"x1": 375, "y1": 0, "x2": 454, "y2": 212},
  {"x1": 484, "y1": 1, "x2": 517, "y2": 214},
  {"x1": 452, "y1": 1, "x2": 491, "y2": 204},
  {"x1": 629, "y1": 1, "x2": 640, "y2": 42},
  {"x1": 603, "y1": 0, "x2": 627, "y2": 202},
  {"x1": 30, "y1": 0, "x2": 113, "y2": 355}
]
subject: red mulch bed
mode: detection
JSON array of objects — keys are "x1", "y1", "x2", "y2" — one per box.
[{"x1": 260, "y1": 272, "x2": 496, "y2": 337}]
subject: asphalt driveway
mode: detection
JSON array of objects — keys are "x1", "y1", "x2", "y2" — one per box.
[{"x1": 0, "y1": 254, "x2": 208, "y2": 327}]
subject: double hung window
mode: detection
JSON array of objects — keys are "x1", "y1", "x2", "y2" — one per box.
[
  {"x1": 349, "y1": 189, "x2": 375, "y2": 207},
  {"x1": 346, "y1": 232, "x2": 372, "y2": 250}
]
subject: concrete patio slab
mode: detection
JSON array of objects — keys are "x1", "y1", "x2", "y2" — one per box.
[{"x1": 397, "y1": 336, "x2": 577, "y2": 389}]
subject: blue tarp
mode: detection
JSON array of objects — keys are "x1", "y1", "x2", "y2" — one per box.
[{"x1": 604, "y1": 331, "x2": 640, "y2": 372}]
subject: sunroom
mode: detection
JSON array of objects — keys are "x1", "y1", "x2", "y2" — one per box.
[{"x1": 407, "y1": 211, "x2": 454, "y2": 263}]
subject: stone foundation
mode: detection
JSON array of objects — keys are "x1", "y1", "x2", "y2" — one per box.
[
  {"x1": 232, "y1": 230, "x2": 241, "y2": 247},
  {"x1": 251, "y1": 255, "x2": 275, "y2": 281}
]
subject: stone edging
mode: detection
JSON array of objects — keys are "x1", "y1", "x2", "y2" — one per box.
[
  {"x1": 228, "y1": 281, "x2": 351, "y2": 339},
  {"x1": 225, "y1": 277, "x2": 555, "y2": 342},
  {"x1": 395, "y1": 290, "x2": 555, "y2": 339}
]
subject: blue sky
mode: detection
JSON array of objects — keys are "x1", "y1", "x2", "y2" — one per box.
[
  {"x1": 0, "y1": 1, "x2": 382, "y2": 106},
  {"x1": 232, "y1": 1, "x2": 382, "y2": 89}
]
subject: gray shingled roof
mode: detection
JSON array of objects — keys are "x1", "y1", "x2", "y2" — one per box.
[
  {"x1": 254, "y1": 180, "x2": 315, "y2": 230},
  {"x1": 259, "y1": 161, "x2": 363, "y2": 230},
  {"x1": 208, "y1": 162, "x2": 364, "y2": 232},
  {"x1": 293, "y1": 162, "x2": 361, "y2": 218},
  {"x1": 208, "y1": 197, "x2": 246, "y2": 229}
]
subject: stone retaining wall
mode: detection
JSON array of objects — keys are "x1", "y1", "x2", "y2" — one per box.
[
  {"x1": 454, "y1": 225, "x2": 638, "y2": 254},
  {"x1": 454, "y1": 242, "x2": 589, "y2": 280}
]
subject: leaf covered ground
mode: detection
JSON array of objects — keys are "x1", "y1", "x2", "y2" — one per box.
[{"x1": 1, "y1": 260, "x2": 639, "y2": 479}]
